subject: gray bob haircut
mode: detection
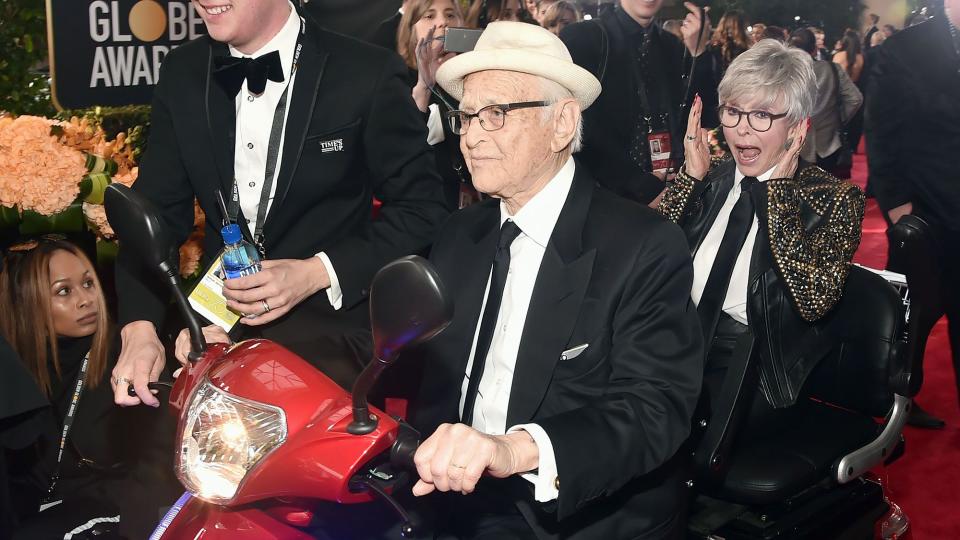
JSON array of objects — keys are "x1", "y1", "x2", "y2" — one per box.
[{"x1": 718, "y1": 38, "x2": 816, "y2": 124}]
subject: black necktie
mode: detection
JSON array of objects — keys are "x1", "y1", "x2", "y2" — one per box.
[
  {"x1": 697, "y1": 176, "x2": 758, "y2": 346},
  {"x1": 461, "y1": 220, "x2": 523, "y2": 426},
  {"x1": 213, "y1": 50, "x2": 285, "y2": 97}
]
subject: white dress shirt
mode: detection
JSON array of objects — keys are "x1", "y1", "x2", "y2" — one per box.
[
  {"x1": 458, "y1": 157, "x2": 576, "y2": 503},
  {"x1": 229, "y1": 2, "x2": 342, "y2": 308},
  {"x1": 691, "y1": 166, "x2": 775, "y2": 325}
]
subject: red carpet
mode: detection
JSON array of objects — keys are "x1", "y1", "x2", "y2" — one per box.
[{"x1": 849, "y1": 150, "x2": 960, "y2": 539}]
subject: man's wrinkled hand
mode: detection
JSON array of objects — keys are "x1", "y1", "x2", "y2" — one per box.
[
  {"x1": 175, "y1": 324, "x2": 232, "y2": 366},
  {"x1": 412, "y1": 424, "x2": 538, "y2": 497},
  {"x1": 223, "y1": 258, "x2": 329, "y2": 326},
  {"x1": 114, "y1": 321, "x2": 165, "y2": 407}
]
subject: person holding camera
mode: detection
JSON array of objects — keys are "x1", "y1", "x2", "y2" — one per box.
[{"x1": 397, "y1": 0, "x2": 480, "y2": 210}]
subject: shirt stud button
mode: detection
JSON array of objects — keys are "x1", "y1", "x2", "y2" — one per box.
[
  {"x1": 248, "y1": 181, "x2": 256, "y2": 188},
  {"x1": 247, "y1": 142, "x2": 254, "y2": 149},
  {"x1": 247, "y1": 95, "x2": 255, "y2": 102}
]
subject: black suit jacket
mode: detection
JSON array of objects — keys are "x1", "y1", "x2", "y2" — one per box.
[
  {"x1": 560, "y1": 10, "x2": 715, "y2": 205},
  {"x1": 866, "y1": 12, "x2": 960, "y2": 234},
  {"x1": 116, "y1": 12, "x2": 448, "y2": 366},
  {"x1": 369, "y1": 11, "x2": 402, "y2": 51},
  {"x1": 413, "y1": 166, "x2": 704, "y2": 538},
  {"x1": 659, "y1": 158, "x2": 864, "y2": 407}
]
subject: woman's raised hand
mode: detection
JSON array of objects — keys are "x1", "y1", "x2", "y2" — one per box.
[{"x1": 682, "y1": 94, "x2": 711, "y2": 181}]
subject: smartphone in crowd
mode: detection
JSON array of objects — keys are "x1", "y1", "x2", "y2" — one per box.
[{"x1": 442, "y1": 27, "x2": 484, "y2": 53}]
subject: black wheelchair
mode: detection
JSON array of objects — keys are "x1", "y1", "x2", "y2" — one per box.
[{"x1": 685, "y1": 216, "x2": 939, "y2": 540}]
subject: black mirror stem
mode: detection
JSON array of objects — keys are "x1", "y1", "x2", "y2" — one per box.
[
  {"x1": 159, "y1": 259, "x2": 207, "y2": 359},
  {"x1": 346, "y1": 356, "x2": 391, "y2": 435}
]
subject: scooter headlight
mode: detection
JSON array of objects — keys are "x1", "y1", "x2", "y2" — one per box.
[{"x1": 177, "y1": 379, "x2": 287, "y2": 504}]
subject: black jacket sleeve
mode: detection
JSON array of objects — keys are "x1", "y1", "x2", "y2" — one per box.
[
  {"x1": 115, "y1": 50, "x2": 196, "y2": 328},
  {"x1": 864, "y1": 43, "x2": 913, "y2": 212},
  {"x1": 323, "y1": 53, "x2": 448, "y2": 309}
]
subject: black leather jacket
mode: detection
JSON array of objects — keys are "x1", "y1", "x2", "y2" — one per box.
[{"x1": 659, "y1": 157, "x2": 865, "y2": 407}]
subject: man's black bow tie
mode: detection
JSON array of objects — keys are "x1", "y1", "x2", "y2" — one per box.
[{"x1": 213, "y1": 50, "x2": 284, "y2": 98}]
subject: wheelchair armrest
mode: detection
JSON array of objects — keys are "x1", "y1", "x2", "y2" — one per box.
[
  {"x1": 834, "y1": 393, "x2": 910, "y2": 484},
  {"x1": 694, "y1": 333, "x2": 758, "y2": 483}
]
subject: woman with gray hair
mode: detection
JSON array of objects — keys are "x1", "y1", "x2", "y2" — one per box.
[{"x1": 659, "y1": 39, "x2": 865, "y2": 411}]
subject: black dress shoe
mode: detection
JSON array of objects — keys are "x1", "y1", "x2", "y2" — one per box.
[{"x1": 907, "y1": 402, "x2": 946, "y2": 429}]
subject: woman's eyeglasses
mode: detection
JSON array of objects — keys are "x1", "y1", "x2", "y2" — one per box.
[{"x1": 718, "y1": 105, "x2": 789, "y2": 132}]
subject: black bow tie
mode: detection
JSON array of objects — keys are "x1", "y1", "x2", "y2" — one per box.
[{"x1": 213, "y1": 50, "x2": 284, "y2": 98}]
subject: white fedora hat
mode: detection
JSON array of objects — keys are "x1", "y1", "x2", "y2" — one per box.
[{"x1": 435, "y1": 21, "x2": 602, "y2": 110}]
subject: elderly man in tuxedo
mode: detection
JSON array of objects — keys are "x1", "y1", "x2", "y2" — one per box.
[{"x1": 411, "y1": 21, "x2": 704, "y2": 539}]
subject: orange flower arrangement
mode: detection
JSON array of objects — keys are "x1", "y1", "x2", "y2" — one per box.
[
  {"x1": 1, "y1": 114, "x2": 205, "y2": 277},
  {"x1": 0, "y1": 115, "x2": 86, "y2": 215}
]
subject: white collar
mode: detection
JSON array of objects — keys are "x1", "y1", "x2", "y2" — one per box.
[
  {"x1": 499, "y1": 157, "x2": 576, "y2": 248},
  {"x1": 229, "y1": 1, "x2": 300, "y2": 78},
  {"x1": 734, "y1": 165, "x2": 775, "y2": 184}
]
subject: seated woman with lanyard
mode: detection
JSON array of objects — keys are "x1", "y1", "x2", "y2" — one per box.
[
  {"x1": 658, "y1": 39, "x2": 865, "y2": 415},
  {"x1": 1, "y1": 237, "x2": 179, "y2": 539}
]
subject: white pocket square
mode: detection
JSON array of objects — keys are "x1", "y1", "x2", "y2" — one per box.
[{"x1": 560, "y1": 343, "x2": 589, "y2": 361}]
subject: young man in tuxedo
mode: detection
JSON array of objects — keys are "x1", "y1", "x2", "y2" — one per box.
[
  {"x1": 112, "y1": 0, "x2": 448, "y2": 406},
  {"x1": 410, "y1": 22, "x2": 704, "y2": 539},
  {"x1": 867, "y1": 0, "x2": 960, "y2": 423}
]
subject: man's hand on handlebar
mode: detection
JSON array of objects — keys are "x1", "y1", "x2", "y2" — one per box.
[
  {"x1": 113, "y1": 321, "x2": 165, "y2": 407},
  {"x1": 412, "y1": 423, "x2": 539, "y2": 496},
  {"x1": 175, "y1": 324, "x2": 232, "y2": 366}
]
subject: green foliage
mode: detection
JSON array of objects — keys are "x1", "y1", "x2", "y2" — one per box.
[
  {"x1": 709, "y1": 0, "x2": 867, "y2": 43},
  {"x1": 0, "y1": 0, "x2": 55, "y2": 116}
]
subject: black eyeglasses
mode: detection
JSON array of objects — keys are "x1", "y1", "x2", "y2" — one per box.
[
  {"x1": 445, "y1": 101, "x2": 550, "y2": 135},
  {"x1": 718, "y1": 105, "x2": 789, "y2": 132}
]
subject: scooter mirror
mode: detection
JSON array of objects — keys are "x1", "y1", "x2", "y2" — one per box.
[
  {"x1": 347, "y1": 255, "x2": 452, "y2": 435},
  {"x1": 369, "y1": 255, "x2": 453, "y2": 363},
  {"x1": 104, "y1": 184, "x2": 174, "y2": 271},
  {"x1": 104, "y1": 184, "x2": 207, "y2": 357}
]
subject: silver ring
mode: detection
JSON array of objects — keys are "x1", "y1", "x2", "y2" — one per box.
[
  {"x1": 113, "y1": 376, "x2": 130, "y2": 386},
  {"x1": 261, "y1": 299, "x2": 271, "y2": 313},
  {"x1": 685, "y1": 135, "x2": 697, "y2": 141}
]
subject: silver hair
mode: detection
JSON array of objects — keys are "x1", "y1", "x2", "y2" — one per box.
[
  {"x1": 718, "y1": 38, "x2": 816, "y2": 124},
  {"x1": 538, "y1": 76, "x2": 584, "y2": 153}
]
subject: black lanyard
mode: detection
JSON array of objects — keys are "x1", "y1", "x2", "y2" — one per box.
[
  {"x1": 43, "y1": 352, "x2": 89, "y2": 503},
  {"x1": 227, "y1": 19, "x2": 305, "y2": 257}
]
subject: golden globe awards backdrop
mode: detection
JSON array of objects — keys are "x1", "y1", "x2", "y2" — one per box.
[{"x1": 45, "y1": 0, "x2": 206, "y2": 110}]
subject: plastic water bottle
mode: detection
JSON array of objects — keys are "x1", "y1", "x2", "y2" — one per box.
[{"x1": 220, "y1": 224, "x2": 261, "y2": 279}]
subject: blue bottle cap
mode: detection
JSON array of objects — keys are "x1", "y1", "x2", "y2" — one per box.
[{"x1": 221, "y1": 223, "x2": 243, "y2": 245}]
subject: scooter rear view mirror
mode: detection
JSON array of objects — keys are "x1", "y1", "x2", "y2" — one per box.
[
  {"x1": 369, "y1": 255, "x2": 453, "y2": 363},
  {"x1": 104, "y1": 184, "x2": 207, "y2": 357},
  {"x1": 348, "y1": 255, "x2": 453, "y2": 435}
]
